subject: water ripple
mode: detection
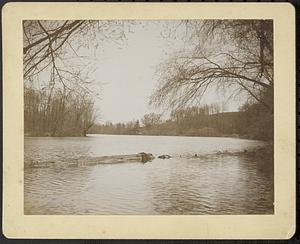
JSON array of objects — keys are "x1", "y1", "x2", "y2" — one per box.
[{"x1": 24, "y1": 135, "x2": 273, "y2": 215}]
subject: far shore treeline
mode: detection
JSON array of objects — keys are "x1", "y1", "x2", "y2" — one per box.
[
  {"x1": 25, "y1": 96, "x2": 273, "y2": 141},
  {"x1": 88, "y1": 101, "x2": 273, "y2": 141}
]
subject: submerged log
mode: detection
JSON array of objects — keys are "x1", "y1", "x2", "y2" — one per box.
[{"x1": 26, "y1": 152, "x2": 155, "y2": 168}]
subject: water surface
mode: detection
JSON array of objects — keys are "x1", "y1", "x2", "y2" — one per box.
[{"x1": 24, "y1": 134, "x2": 273, "y2": 215}]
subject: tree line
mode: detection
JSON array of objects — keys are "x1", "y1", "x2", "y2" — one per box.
[
  {"x1": 89, "y1": 98, "x2": 273, "y2": 141},
  {"x1": 24, "y1": 86, "x2": 95, "y2": 136}
]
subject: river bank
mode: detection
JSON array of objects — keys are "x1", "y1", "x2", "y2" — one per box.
[{"x1": 24, "y1": 132, "x2": 271, "y2": 142}]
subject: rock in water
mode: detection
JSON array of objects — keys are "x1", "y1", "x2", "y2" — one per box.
[
  {"x1": 139, "y1": 152, "x2": 155, "y2": 163},
  {"x1": 158, "y1": 154, "x2": 171, "y2": 159}
]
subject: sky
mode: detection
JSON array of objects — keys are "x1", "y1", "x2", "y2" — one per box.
[{"x1": 86, "y1": 21, "x2": 244, "y2": 123}]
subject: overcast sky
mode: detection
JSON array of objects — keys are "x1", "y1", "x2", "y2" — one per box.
[{"x1": 89, "y1": 21, "x2": 243, "y2": 123}]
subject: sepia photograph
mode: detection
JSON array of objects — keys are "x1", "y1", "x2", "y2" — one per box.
[
  {"x1": 23, "y1": 19, "x2": 274, "y2": 215},
  {"x1": 2, "y1": 2, "x2": 296, "y2": 239}
]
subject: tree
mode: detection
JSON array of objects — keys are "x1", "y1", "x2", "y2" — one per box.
[
  {"x1": 150, "y1": 20, "x2": 273, "y2": 112},
  {"x1": 24, "y1": 86, "x2": 95, "y2": 136},
  {"x1": 23, "y1": 20, "x2": 129, "y2": 90},
  {"x1": 141, "y1": 113, "x2": 162, "y2": 127}
]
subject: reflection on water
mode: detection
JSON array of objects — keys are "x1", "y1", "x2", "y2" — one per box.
[{"x1": 24, "y1": 134, "x2": 273, "y2": 215}]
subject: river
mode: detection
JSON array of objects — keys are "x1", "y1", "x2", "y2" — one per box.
[{"x1": 24, "y1": 134, "x2": 273, "y2": 215}]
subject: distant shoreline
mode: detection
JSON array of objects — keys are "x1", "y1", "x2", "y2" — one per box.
[{"x1": 24, "y1": 132, "x2": 269, "y2": 141}]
